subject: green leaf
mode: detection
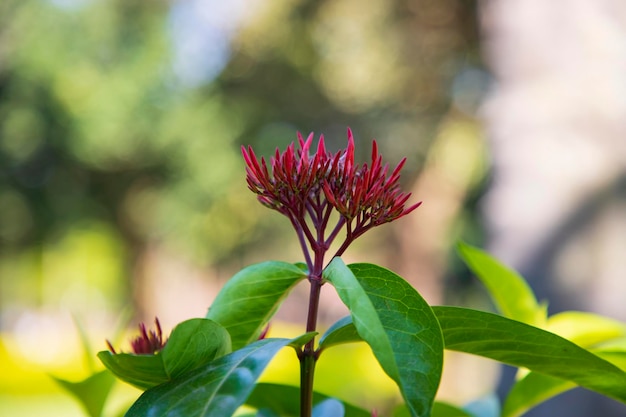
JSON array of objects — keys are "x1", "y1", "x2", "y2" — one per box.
[
  {"x1": 126, "y1": 336, "x2": 313, "y2": 417},
  {"x1": 246, "y1": 383, "x2": 372, "y2": 417},
  {"x1": 206, "y1": 261, "x2": 307, "y2": 350},
  {"x1": 394, "y1": 402, "x2": 474, "y2": 417},
  {"x1": 288, "y1": 331, "x2": 319, "y2": 350},
  {"x1": 502, "y1": 349, "x2": 626, "y2": 417},
  {"x1": 254, "y1": 410, "x2": 281, "y2": 417},
  {"x1": 502, "y1": 372, "x2": 575, "y2": 417},
  {"x1": 432, "y1": 402, "x2": 475, "y2": 417},
  {"x1": 546, "y1": 311, "x2": 626, "y2": 347},
  {"x1": 318, "y1": 316, "x2": 362, "y2": 350},
  {"x1": 51, "y1": 370, "x2": 116, "y2": 417},
  {"x1": 324, "y1": 258, "x2": 444, "y2": 417},
  {"x1": 97, "y1": 350, "x2": 167, "y2": 390},
  {"x1": 161, "y1": 318, "x2": 232, "y2": 378},
  {"x1": 598, "y1": 350, "x2": 626, "y2": 370},
  {"x1": 98, "y1": 318, "x2": 230, "y2": 390},
  {"x1": 433, "y1": 306, "x2": 626, "y2": 404},
  {"x1": 457, "y1": 242, "x2": 544, "y2": 326}
]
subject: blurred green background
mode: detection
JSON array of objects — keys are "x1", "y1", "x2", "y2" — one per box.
[
  {"x1": 0, "y1": 0, "x2": 492, "y2": 415},
  {"x1": 5, "y1": 0, "x2": 626, "y2": 416}
]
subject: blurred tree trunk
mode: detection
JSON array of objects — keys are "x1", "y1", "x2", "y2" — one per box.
[{"x1": 480, "y1": 1, "x2": 626, "y2": 415}]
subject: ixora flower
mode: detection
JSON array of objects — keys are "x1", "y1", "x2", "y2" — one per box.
[
  {"x1": 106, "y1": 318, "x2": 167, "y2": 355},
  {"x1": 242, "y1": 128, "x2": 420, "y2": 274}
]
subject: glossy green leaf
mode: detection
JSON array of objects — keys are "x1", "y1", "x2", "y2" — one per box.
[
  {"x1": 51, "y1": 370, "x2": 116, "y2": 417},
  {"x1": 206, "y1": 261, "x2": 307, "y2": 350},
  {"x1": 98, "y1": 318, "x2": 230, "y2": 390},
  {"x1": 457, "y1": 242, "x2": 544, "y2": 326},
  {"x1": 546, "y1": 311, "x2": 626, "y2": 347},
  {"x1": 246, "y1": 383, "x2": 372, "y2": 417},
  {"x1": 97, "y1": 350, "x2": 167, "y2": 390},
  {"x1": 324, "y1": 258, "x2": 444, "y2": 417},
  {"x1": 318, "y1": 316, "x2": 362, "y2": 350},
  {"x1": 161, "y1": 318, "x2": 232, "y2": 378},
  {"x1": 126, "y1": 336, "x2": 314, "y2": 417},
  {"x1": 433, "y1": 306, "x2": 626, "y2": 404},
  {"x1": 432, "y1": 402, "x2": 475, "y2": 417}
]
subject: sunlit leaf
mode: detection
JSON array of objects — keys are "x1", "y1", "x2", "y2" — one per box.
[
  {"x1": 502, "y1": 372, "x2": 574, "y2": 417},
  {"x1": 433, "y1": 306, "x2": 626, "y2": 405},
  {"x1": 503, "y1": 349, "x2": 626, "y2": 417},
  {"x1": 246, "y1": 383, "x2": 372, "y2": 417},
  {"x1": 51, "y1": 370, "x2": 116, "y2": 417},
  {"x1": 546, "y1": 311, "x2": 626, "y2": 347},
  {"x1": 207, "y1": 261, "x2": 307, "y2": 350},
  {"x1": 98, "y1": 318, "x2": 230, "y2": 390},
  {"x1": 598, "y1": 350, "x2": 626, "y2": 370},
  {"x1": 324, "y1": 258, "x2": 444, "y2": 417},
  {"x1": 457, "y1": 242, "x2": 545, "y2": 326},
  {"x1": 126, "y1": 335, "x2": 315, "y2": 417}
]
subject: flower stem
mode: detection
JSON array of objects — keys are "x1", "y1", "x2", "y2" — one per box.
[
  {"x1": 300, "y1": 352, "x2": 316, "y2": 417},
  {"x1": 300, "y1": 274, "x2": 323, "y2": 417}
]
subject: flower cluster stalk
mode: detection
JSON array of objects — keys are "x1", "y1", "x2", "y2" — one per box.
[{"x1": 242, "y1": 128, "x2": 419, "y2": 417}]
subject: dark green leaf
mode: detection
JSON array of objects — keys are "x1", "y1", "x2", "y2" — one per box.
[
  {"x1": 394, "y1": 402, "x2": 474, "y2": 417},
  {"x1": 97, "y1": 350, "x2": 167, "y2": 390},
  {"x1": 51, "y1": 370, "x2": 116, "y2": 417},
  {"x1": 98, "y1": 318, "x2": 230, "y2": 390},
  {"x1": 254, "y1": 410, "x2": 281, "y2": 417},
  {"x1": 246, "y1": 383, "x2": 372, "y2": 417},
  {"x1": 206, "y1": 261, "x2": 307, "y2": 350},
  {"x1": 126, "y1": 337, "x2": 311, "y2": 417},
  {"x1": 432, "y1": 402, "x2": 475, "y2": 417},
  {"x1": 457, "y1": 242, "x2": 544, "y2": 325},
  {"x1": 318, "y1": 316, "x2": 362, "y2": 350},
  {"x1": 433, "y1": 306, "x2": 626, "y2": 404},
  {"x1": 324, "y1": 258, "x2": 444, "y2": 417},
  {"x1": 161, "y1": 318, "x2": 232, "y2": 378}
]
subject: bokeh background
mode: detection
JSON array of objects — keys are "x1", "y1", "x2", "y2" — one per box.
[{"x1": 1, "y1": 0, "x2": 625, "y2": 416}]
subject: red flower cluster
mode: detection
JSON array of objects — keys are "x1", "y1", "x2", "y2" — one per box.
[
  {"x1": 107, "y1": 318, "x2": 167, "y2": 355},
  {"x1": 242, "y1": 128, "x2": 420, "y2": 274}
]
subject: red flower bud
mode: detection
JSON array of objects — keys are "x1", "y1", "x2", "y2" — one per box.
[{"x1": 242, "y1": 128, "x2": 420, "y2": 272}]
